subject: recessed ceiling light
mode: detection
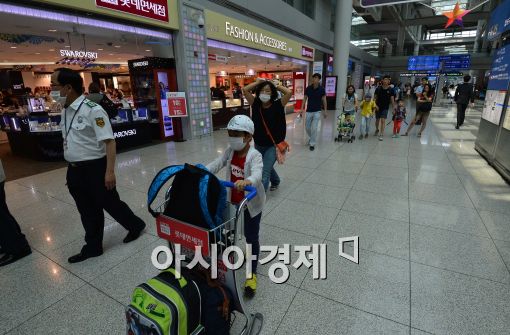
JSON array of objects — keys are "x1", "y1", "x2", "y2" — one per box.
[
  {"x1": 10, "y1": 46, "x2": 16, "y2": 49},
  {"x1": 145, "y1": 49, "x2": 151, "y2": 52},
  {"x1": 98, "y1": 48, "x2": 103, "y2": 51},
  {"x1": 35, "y1": 52, "x2": 41, "y2": 55},
  {"x1": 65, "y1": 45, "x2": 70, "y2": 48},
  {"x1": 48, "y1": 29, "x2": 57, "y2": 32},
  {"x1": 109, "y1": 53, "x2": 114, "y2": 55},
  {"x1": 114, "y1": 45, "x2": 121, "y2": 48}
]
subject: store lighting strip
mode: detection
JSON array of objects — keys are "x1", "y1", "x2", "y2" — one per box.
[
  {"x1": 0, "y1": 3, "x2": 171, "y2": 39},
  {"x1": 207, "y1": 39, "x2": 309, "y2": 66}
]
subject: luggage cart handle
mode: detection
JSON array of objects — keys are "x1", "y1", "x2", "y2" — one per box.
[{"x1": 221, "y1": 181, "x2": 257, "y2": 201}]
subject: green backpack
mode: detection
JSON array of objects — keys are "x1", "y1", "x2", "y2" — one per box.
[{"x1": 126, "y1": 268, "x2": 204, "y2": 335}]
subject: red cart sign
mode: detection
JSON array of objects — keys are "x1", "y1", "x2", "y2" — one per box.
[
  {"x1": 156, "y1": 215, "x2": 210, "y2": 257},
  {"x1": 95, "y1": 0, "x2": 169, "y2": 23},
  {"x1": 166, "y1": 92, "x2": 188, "y2": 118}
]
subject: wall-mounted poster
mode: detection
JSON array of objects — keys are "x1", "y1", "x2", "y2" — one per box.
[
  {"x1": 294, "y1": 79, "x2": 305, "y2": 100},
  {"x1": 325, "y1": 76, "x2": 337, "y2": 98},
  {"x1": 482, "y1": 90, "x2": 506, "y2": 125}
]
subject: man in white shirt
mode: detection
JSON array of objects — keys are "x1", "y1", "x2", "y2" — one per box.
[{"x1": 51, "y1": 68, "x2": 145, "y2": 264}]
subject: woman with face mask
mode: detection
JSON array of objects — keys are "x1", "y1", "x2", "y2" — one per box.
[{"x1": 242, "y1": 78, "x2": 292, "y2": 192}]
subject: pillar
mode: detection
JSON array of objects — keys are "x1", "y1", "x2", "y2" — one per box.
[
  {"x1": 397, "y1": 26, "x2": 406, "y2": 56},
  {"x1": 333, "y1": 0, "x2": 353, "y2": 116}
]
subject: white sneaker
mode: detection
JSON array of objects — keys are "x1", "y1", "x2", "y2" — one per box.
[{"x1": 378, "y1": 136, "x2": 383, "y2": 141}]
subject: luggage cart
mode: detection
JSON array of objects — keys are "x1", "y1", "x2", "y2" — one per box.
[{"x1": 152, "y1": 181, "x2": 264, "y2": 335}]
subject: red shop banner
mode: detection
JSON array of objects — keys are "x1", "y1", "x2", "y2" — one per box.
[
  {"x1": 166, "y1": 92, "x2": 188, "y2": 117},
  {"x1": 95, "y1": 0, "x2": 169, "y2": 23},
  {"x1": 156, "y1": 215, "x2": 211, "y2": 257}
]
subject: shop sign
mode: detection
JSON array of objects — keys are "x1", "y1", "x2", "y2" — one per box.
[
  {"x1": 166, "y1": 92, "x2": 188, "y2": 117},
  {"x1": 59, "y1": 50, "x2": 98, "y2": 59},
  {"x1": 225, "y1": 22, "x2": 288, "y2": 51},
  {"x1": 132, "y1": 60, "x2": 149, "y2": 68},
  {"x1": 95, "y1": 0, "x2": 169, "y2": 22},
  {"x1": 208, "y1": 54, "x2": 228, "y2": 63},
  {"x1": 301, "y1": 46, "x2": 314, "y2": 59},
  {"x1": 114, "y1": 129, "x2": 137, "y2": 138},
  {"x1": 205, "y1": 10, "x2": 313, "y2": 61}
]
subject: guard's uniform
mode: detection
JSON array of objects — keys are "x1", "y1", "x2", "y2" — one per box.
[{"x1": 62, "y1": 95, "x2": 145, "y2": 254}]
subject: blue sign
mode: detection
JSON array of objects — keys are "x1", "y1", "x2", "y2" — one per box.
[
  {"x1": 487, "y1": 0, "x2": 510, "y2": 41},
  {"x1": 488, "y1": 44, "x2": 510, "y2": 90},
  {"x1": 439, "y1": 55, "x2": 471, "y2": 70},
  {"x1": 408, "y1": 56, "x2": 440, "y2": 71}
]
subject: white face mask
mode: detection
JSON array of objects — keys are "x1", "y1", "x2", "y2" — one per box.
[
  {"x1": 228, "y1": 136, "x2": 246, "y2": 151},
  {"x1": 259, "y1": 94, "x2": 271, "y2": 103},
  {"x1": 50, "y1": 90, "x2": 67, "y2": 106}
]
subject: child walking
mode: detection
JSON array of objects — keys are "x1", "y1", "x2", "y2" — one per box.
[
  {"x1": 358, "y1": 94, "x2": 377, "y2": 140},
  {"x1": 206, "y1": 115, "x2": 266, "y2": 297},
  {"x1": 392, "y1": 99, "x2": 407, "y2": 138}
]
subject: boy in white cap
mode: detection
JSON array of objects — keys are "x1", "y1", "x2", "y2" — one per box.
[{"x1": 206, "y1": 115, "x2": 266, "y2": 297}]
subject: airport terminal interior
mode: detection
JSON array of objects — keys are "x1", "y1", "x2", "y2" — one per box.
[{"x1": 0, "y1": 0, "x2": 509, "y2": 334}]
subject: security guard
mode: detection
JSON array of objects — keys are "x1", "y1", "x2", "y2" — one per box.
[{"x1": 51, "y1": 68, "x2": 146, "y2": 264}]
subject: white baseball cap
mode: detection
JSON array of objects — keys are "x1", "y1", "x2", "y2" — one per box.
[{"x1": 227, "y1": 115, "x2": 254, "y2": 135}]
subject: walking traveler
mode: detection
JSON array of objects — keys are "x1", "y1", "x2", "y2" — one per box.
[
  {"x1": 302, "y1": 73, "x2": 327, "y2": 151},
  {"x1": 454, "y1": 75, "x2": 475, "y2": 129},
  {"x1": 207, "y1": 115, "x2": 265, "y2": 296},
  {"x1": 374, "y1": 75, "x2": 396, "y2": 141},
  {"x1": 358, "y1": 94, "x2": 377, "y2": 139},
  {"x1": 0, "y1": 159, "x2": 31, "y2": 267},
  {"x1": 51, "y1": 68, "x2": 146, "y2": 264},
  {"x1": 403, "y1": 83, "x2": 434, "y2": 137},
  {"x1": 343, "y1": 85, "x2": 358, "y2": 116},
  {"x1": 243, "y1": 78, "x2": 292, "y2": 191}
]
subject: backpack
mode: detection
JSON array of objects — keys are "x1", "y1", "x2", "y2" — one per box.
[
  {"x1": 126, "y1": 267, "x2": 233, "y2": 335},
  {"x1": 147, "y1": 164, "x2": 227, "y2": 231},
  {"x1": 187, "y1": 268, "x2": 233, "y2": 335},
  {"x1": 126, "y1": 268, "x2": 203, "y2": 335}
]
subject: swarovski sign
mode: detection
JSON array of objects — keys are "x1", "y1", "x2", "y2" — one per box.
[
  {"x1": 225, "y1": 22, "x2": 287, "y2": 51},
  {"x1": 59, "y1": 50, "x2": 98, "y2": 59},
  {"x1": 114, "y1": 129, "x2": 137, "y2": 138}
]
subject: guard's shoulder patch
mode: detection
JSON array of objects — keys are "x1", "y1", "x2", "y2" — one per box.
[
  {"x1": 95, "y1": 117, "x2": 105, "y2": 128},
  {"x1": 85, "y1": 100, "x2": 98, "y2": 108}
]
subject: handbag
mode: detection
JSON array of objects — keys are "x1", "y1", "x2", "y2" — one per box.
[{"x1": 259, "y1": 108, "x2": 290, "y2": 164}]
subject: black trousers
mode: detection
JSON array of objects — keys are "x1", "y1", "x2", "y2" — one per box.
[
  {"x1": 66, "y1": 157, "x2": 145, "y2": 254},
  {"x1": 0, "y1": 182, "x2": 30, "y2": 255},
  {"x1": 457, "y1": 103, "x2": 468, "y2": 126}
]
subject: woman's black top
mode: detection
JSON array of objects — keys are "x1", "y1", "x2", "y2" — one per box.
[{"x1": 252, "y1": 98, "x2": 286, "y2": 147}]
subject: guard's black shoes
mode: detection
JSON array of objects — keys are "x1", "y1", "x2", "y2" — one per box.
[
  {"x1": 68, "y1": 251, "x2": 103, "y2": 264},
  {"x1": 0, "y1": 249, "x2": 32, "y2": 267},
  {"x1": 309, "y1": 146, "x2": 315, "y2": 151},
  {"x1": 455, "y1": 125, "x2": 460, "y2": 129},
  {"x1": 123, "y1": 225, "x2": 146, "y2": 244}
]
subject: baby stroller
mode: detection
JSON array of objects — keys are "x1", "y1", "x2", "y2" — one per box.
[{"x1": 334, "y1": 112, "x2": 356, "y2": 143}]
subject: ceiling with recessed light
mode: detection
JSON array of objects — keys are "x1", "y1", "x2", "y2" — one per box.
[
  {"x1": 0, "y1": 10, "x2": 171, "y2": 71},
  {"x1": 207, "y1": 46, "x2": 307, "y2": 74}
]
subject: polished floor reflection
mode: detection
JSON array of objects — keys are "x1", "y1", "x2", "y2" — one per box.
[{"x1": 2, "y1": 100, "x2": 510, "y2": 335}]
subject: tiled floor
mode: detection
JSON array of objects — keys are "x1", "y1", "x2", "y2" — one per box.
[{"x1": 2, "y1": 100, "x2": 510, "y2": 335}]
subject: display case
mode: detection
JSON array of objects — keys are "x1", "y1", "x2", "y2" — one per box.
[
  {"x1": 128, "y1": 57, "x2": 182, "y2": 141},
  {"x1": 211, "y1": 97, "x2": 250, "y2": 130}
]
